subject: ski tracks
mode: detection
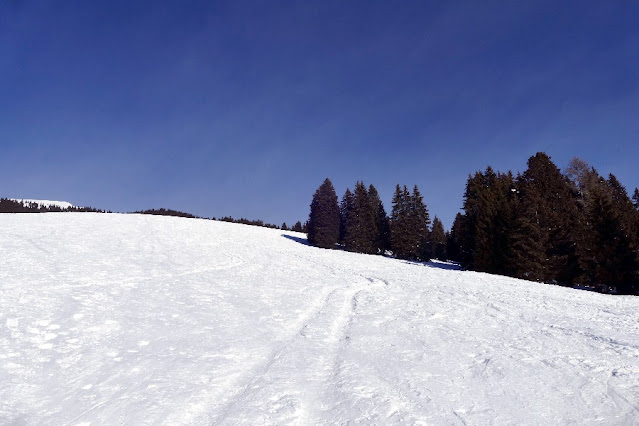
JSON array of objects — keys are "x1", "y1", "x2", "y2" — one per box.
[{"x1": 186, "y1": 273, "x2": 387, "y2": 425}]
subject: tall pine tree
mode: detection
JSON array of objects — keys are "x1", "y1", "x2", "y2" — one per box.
[
  {"x1": 446, "y1": 213, "x2": 465, "y2": 263},
  {"x1": 584, "y1": 178, "x2": 638, "y2": 292},
  {"x1": 430, "y1": 217, "x2": 447, "y2": 261},
  {"x1": 307, "y1": 178, "x2": 340, "y2": 249},
  {"x1": 368, "y1": 184, "x2": 391, "y2": 254},
  {"x1": 390, "y1": 185, "x2": 430, "y2": 260},
  {"x1": 510, "y1": 153, "x2": 580, "y2": 283},
  {"x1": 339, "y1": 188, "x2": 354, "y2": 245},
  {"x1": 343, "y1": 181, "x2": 378, "y2": 253},
  {"x1": 410, "y1": 185, "x2": 431, "y2": 260},
  {"x1": 461, "y1": 168, "x2": 515, "y2": 275}
]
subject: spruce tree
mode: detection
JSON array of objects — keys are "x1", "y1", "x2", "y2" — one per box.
[
  {"x1": 339, "y1": 188, "x2": 354, "y2": 245},
  {"x1": 585, "y1": 179, "x2": 638, "y2": 292},
  {"x1": 390, "y1": 185, "x2": 430, "y2": 260},
  {"x1": 446, "y1": 213, "x2": 465, "y2": 263},
  {"x1": 633, "y1": 188, "x2": 639, "y2": 211},
  {"x1": 344, "y1": 181, "x2": 378, "y2": 253},
  {"x1": 368, "y1": 184, "x2": 391, "y2": 254},
  {"x1": 281, "y1": 222, "x2": 288, "y2": 231},
  {"x1": 461, "y1": 173, "x2": 481, "y2": 269},
  {"x1": 307, "y1": 178, "x2": 340, "y2": 249},
  {"x1": 410, "y1": 185, "x2": 431, "y2": 260},
  {"x1": 461, "y1": 168, "x2": 515, "y2": 275},
  {"x1": 510, "y1": 153, "x2": 580, "y2": 283},
  {"x1": 430, "y1": 217, "x2": 447, "y2": 261},
  {"x1": 390, "y1": 185, "x2": 411, "y2": 259}
]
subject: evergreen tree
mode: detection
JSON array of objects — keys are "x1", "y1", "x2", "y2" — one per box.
[
  {"x1": 281, "y1": 222, "x2": 288, "y2": 231},
  {"x1": 292, "y1": 221, "x2": 304, "y2": 233},
  {"x1": 344, "y1": 181, "x2": 378, "y2": 253},
  {"x1": 510, "y1": 153, "x2": 580, "y2": 283},
  {"x1": 461, "y1": 168, "x2": 515, "y2": 275},
  {"x1": 390, "y1": 185, "x2": 430, "y2": 260},
  {"x1": 430, "y1": 216, "x2": 447, "y2": 261},
  {"x1": 390, "y1": 185, "x2": 411, "y2": 259},
  {"x1": 307, "y1": 178, "x2": 340, "y2": 249},
  {"x1": 339, "y1": 188, "x2": 354, "y2": 245},
  {"x1": 410, "y1": 185, "x2": 431, "y2": 260},
  {"x1": 607, "y1": 174, "x2": 638, "y2": 241},
  {"x1": 584, "y1": 178, "x2": 638, "y2": 293},
  {"x1": 461, "y1": 172, "x2": 481, "y2": 268},
  {"x1": 633, "y1": 188, "x2": 639, "y2": 211},
  {"x1": 368, "y1": 184, "x2": 390, "y2": 254},
  {"x1": 446, "y1": 213, "x2": 465, "y2": 263}
]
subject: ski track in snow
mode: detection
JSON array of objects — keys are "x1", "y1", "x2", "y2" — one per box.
[{"x1": 1, "y1": 213, "x2": 639, "y2": 425}]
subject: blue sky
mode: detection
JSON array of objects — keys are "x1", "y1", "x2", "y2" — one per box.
[{"x1": 2, "y1": 1, "x2": 638, "y2": 228}]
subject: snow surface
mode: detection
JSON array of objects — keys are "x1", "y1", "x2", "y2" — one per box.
[
  {"x1": 1, "y1": 213, "x2": 639, "y2": 425},
  {"x1": 10, "y1": 199, "x2": 74, "y2": 209}
]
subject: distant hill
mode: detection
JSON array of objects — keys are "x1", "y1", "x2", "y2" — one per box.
[
  {"x1": 10, "y1": 199, "x2": 75, "y2": 209},
  {"x1": 0, "y1": 198, "x2": 104, "y2": 213}
]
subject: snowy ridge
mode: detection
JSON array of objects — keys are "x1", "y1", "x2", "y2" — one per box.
[
  {"x1": 10, "y1": 199, "x2": 74, "y2": 209},
  {"x1": 1, "y1": 213, "x2": 638, "y2": 425}
]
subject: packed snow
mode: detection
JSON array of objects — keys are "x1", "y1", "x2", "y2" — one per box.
[
  {"x1": 10, "y1": 199, "x2": 74, "y2": 209},
  {"x1": 1, "y1": 213, "x2": 638, "y2": 425}
]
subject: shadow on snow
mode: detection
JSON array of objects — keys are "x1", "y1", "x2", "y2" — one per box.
[
  {"x1": 281, "y1": 234, "x2": 462, "y2": 272},
  {"x1": 281, "y1": 234, "x2": 311, "y2": 246}
]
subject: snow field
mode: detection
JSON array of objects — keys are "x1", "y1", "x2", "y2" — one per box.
[{"x1": 1, "y1": 213, "x2": 639, "y2": 425}]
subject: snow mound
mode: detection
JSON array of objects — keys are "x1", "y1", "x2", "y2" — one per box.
[
  {"x1": 1, "y1": 213, "x2": 638, "y2": 425},
  {"x1": 10, "y1": 199, "x2": 74, "y2": 209}
]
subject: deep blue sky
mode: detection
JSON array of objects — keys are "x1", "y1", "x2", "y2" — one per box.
[{"x1": 2, "y1": 1, "x2": 638, "y2": 228}]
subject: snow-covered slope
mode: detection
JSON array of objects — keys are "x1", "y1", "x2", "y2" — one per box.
[
  {"x1": 10, "y1": 199, "x2": 74, "y2": 209},
  {"x1": 1, "y1": 213, "x2": 638, "y2": 425}
]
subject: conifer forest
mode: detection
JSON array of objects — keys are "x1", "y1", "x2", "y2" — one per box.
[{"x1": 307, "y1": 152, "x2": 639, "y2": 295}]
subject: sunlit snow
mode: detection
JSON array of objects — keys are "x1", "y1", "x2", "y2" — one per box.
[{"x1": 1, "y1": 213, "x2": 638, "y2": 424}]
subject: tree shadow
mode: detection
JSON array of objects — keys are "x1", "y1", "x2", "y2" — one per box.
[
  {"x1": 401, "y1": 259, "x2": 462, "y2": 271},
  {"x1": 425, "y1": 261, "x2": 462, "y2": 271},
  {"x1": 281, "y1": 234, "x2": 311, "y2": 246}
]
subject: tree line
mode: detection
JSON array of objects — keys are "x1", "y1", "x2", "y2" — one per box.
[
  {"x1": 306, "y1": 179, "x2": 447, "y2": 261},
  {"x1": 2, "y1": 199, "x2": 307, "y2": 233},
  {"x1": 446, "y1": 152, "x2": 639, "y2": 294},
  {"x1": 0, "y1": 198, "x2": 106, "y2": 213},
  {"x1": 306, "y1": 152, "x2": 639, "y2": 294}
]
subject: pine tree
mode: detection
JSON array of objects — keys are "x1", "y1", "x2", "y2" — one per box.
[
  {"x1": 410, "y1": 185, "x2": 431, "y2": 260},
  {"x1": 292, "y1": 221, "x2": 304, "y2": 232},
  {"x1": 430, "y1": 217, "x2": 447, "y2": 261},
  {"x1": 368, "y1": 184, "x2": 391, "y2": 254},
  {"x1": 633, "y1": 188, "x2": 639, "y2": 211},
  {"x1": 343, "y1": 182, "x2": 377, "y2": 253},
  {"x1": 461, "y1": 172, "x2": 481, "y2": 268},
  {"x1": 510, "y1": 153, "x2": 580, "y2": 283},
  {"x1": 390, "y1": 185, "x2": 411, "y2": 259},
  {"x1": 339, "y1": 188, "x2": 354, "y2": 245},
  {"x1": 281, "y1": 222, "x2": 288, "y2": 231},
  {"x1": 307, "y1": 178, "x2": 340, "y2": 249},
  {"x1": 446, "y1": 213, "x2": 465, "y2": 263},
  {"x1": 607, "y1": 174, "x2": 638, "y2": 241},
  {"x1": 461, "y1": 168, "x2": 515, "y2": 275},
  {"x1": 584, "y1": 179, "x2": 638, "y2": 292},
  {"x1": 390, "y1": 185, "x2": 430, "y2": 260}
]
